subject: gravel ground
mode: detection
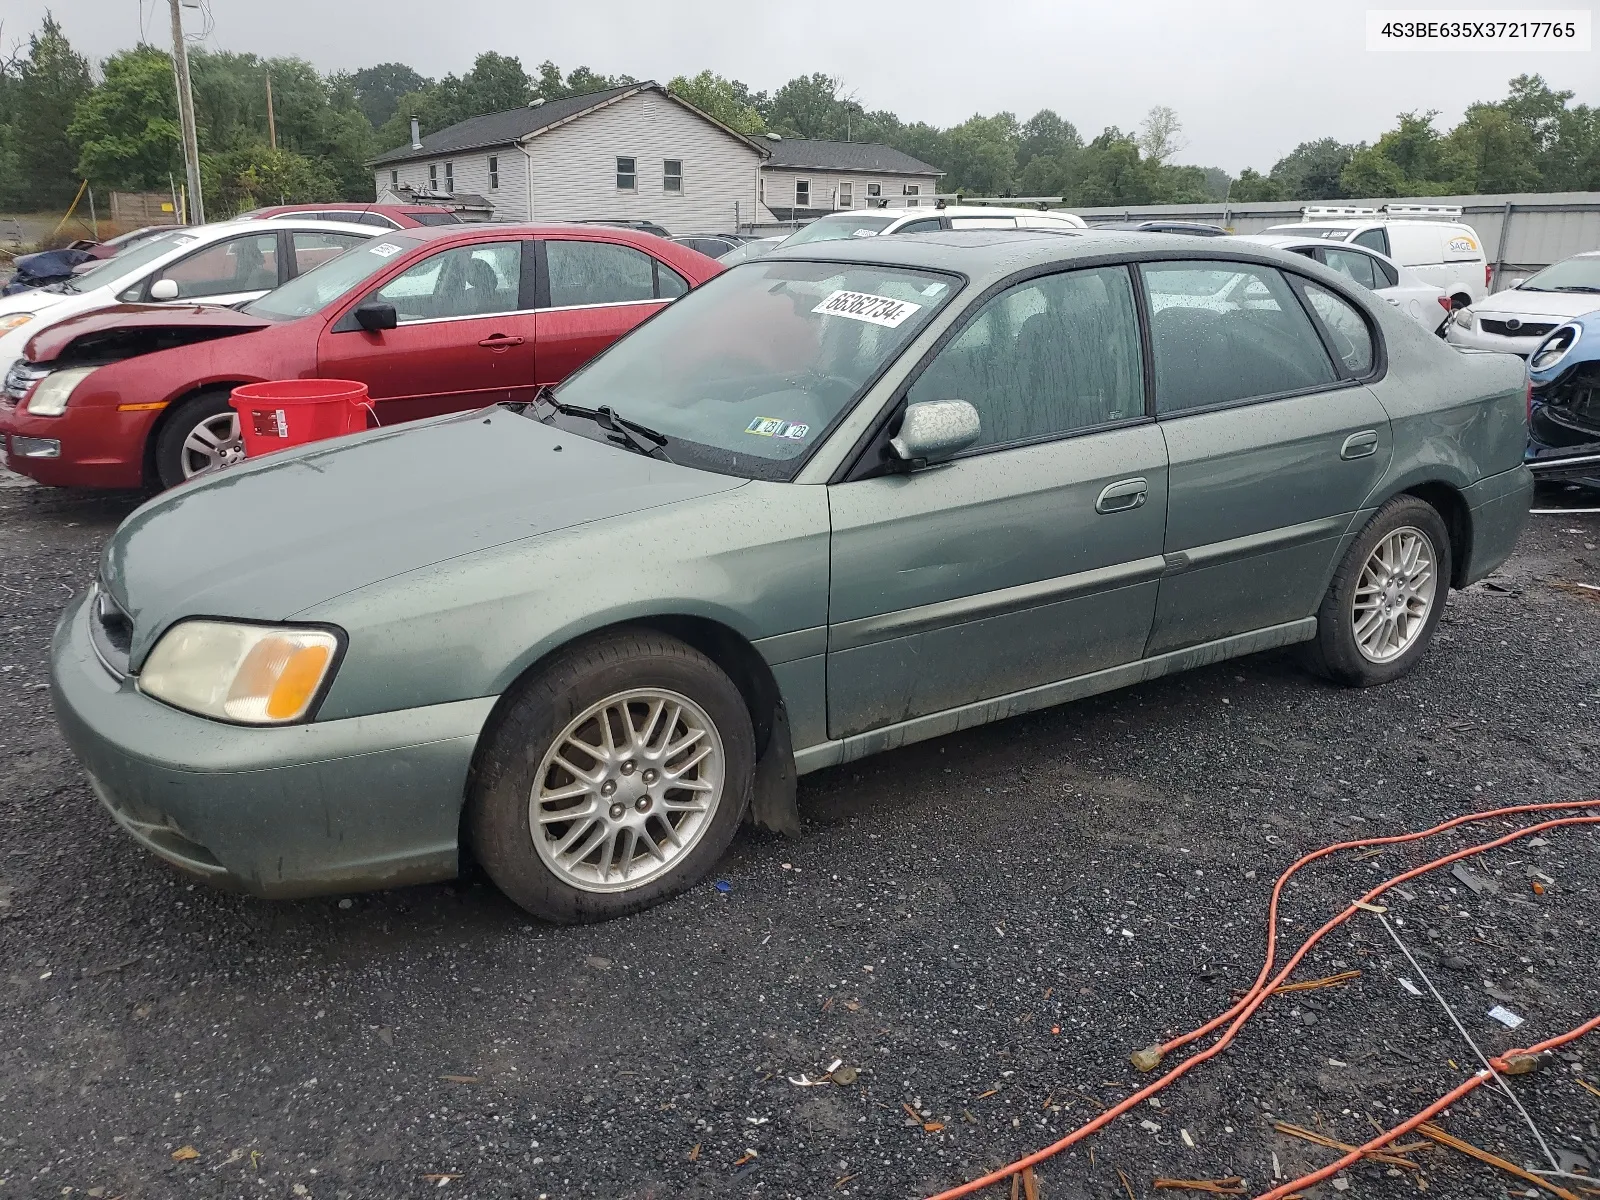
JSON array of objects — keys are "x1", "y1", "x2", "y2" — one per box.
[{"x1": 1, "y1": 473, "x2": 1597, "y2": 1200}]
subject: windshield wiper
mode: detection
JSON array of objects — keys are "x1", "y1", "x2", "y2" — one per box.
[
  {"x1": 1552, "y1": 285, "x2": 1600, "y2": 294},
  {"x1": 530, "y1": 388, "x2": 672, "y2": 460}
]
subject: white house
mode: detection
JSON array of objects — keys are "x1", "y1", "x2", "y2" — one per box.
[
  {"x1": 758, "y1": 139, "x2": 945, "y2": 222},
  {"x1": 371, "y1": 82, "x2": 775, "y2": 232}
]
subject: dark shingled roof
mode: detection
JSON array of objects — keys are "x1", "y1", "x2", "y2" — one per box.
[
  {"x1": 370, "y1": 83, "x2": 768, "y2": 167},
  {"x1": 762, "y1": 139, "x2": 943, "y2": 177}
]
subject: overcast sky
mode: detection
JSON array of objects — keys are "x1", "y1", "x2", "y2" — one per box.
[{"x1": 10, "y1": 0, "x2": 1597, "y2": 173}]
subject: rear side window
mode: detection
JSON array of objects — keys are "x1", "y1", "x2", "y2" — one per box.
[
  {"x1": 546, "y1": 240, "x2": 670, "y2": 306},
  {"x1": 291, "y1": 230, "x2": 366, "y2": 276},
  {"x1": 908, "y1": 265, "x2": 1144, "y2": 451},
  {"x1": 1300, "y1": 281, "x2": 1374, "y2": 376},
  {"x1": 1141, "y1": 261, "x2": 1336, "y2": 415},
  {"x1": 894, "y1": 218, "x2": 942, "y2": 234},
  {"x1": 1322, "y1": 247, "x2": 1379, "y2": 290},
  {"x1": 1351, "y1": 228, "x2": 1389, "y2": 255}
]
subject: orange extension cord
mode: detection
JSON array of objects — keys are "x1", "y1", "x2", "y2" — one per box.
[{"x1": 922, "y1": 800, "x2": 1600, "y2": 1200}]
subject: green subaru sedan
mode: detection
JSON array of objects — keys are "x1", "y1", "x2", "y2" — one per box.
[{"x1": 51, "y1": 230, "x2": 1532, "y2": 922}]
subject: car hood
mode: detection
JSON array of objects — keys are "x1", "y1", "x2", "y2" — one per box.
[
  {"x1": 101, "y1": 409, "x2": 746, "y2": 664},
  {"x1": 24, "y1": 303, "x2": 272, "y2": 365},
  {"x1": 0, "y1": 285, "x2": 70, "y2": 317},
  {"x1": 1476, "y1": 288, "x2": 1600, "y2": 321}
]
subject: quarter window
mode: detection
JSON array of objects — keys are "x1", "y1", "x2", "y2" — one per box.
[
  {"x1": 488, "y1": 156, "x2": 499, "y2": 190},
  {"x1": 795, "y1": 179, "x2": 810, "y2": 207},
  {"x1": 616, "y1": 156, "x2": 636, "y2": 190},
  {"x1": 1322, "y1": 247, "x2": 1379, "y2": 290},
  {"x1": 546, "y1": 240, "x2": 657, "y2": 306},
  {"x1": 664, "y1": 159, "x2": 683, "y2": 193},
  {"x1": 369, "y1": 241, "x2": 521, "y2": 322},
  {"x1": 1352, "y1": 227, "x2": 1389, "y2": 255},
  {"x1": 908, "y1": 265, "x2": 1145, "y2": 451},
  {"x1": 1140, "y1": 261, "x2": 1337, "y2": 415},
  {"x1": 1301, "y1": 281, "x2": 1375, "y2": 376},
  {"x1": 658, "y1": 262, "x2": 690, "y2": 299}
]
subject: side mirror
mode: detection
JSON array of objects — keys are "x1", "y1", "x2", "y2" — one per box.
[
  {"x1": 148, "y1": 278, "x2": 180, "y2": 302},
  {"x1": 355, "y1": 302, "x2": 398, "y2": 332},
  {"x1": 1509, "y1": 278, "x2": 1527, "y2": 290},
  {"x1": 890, "y1": 399, "x2": 981, "y2": 469}
]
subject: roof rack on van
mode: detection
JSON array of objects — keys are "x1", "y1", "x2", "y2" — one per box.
[
  {"x1": 1379, "y1": 203, "x2": 1463, "y2": 219},
  {"x1": 1301, "y1": 206, "x2": 1378, "y2": 219}
]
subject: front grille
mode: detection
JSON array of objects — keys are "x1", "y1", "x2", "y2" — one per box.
[
  {"x1": 1481, "y1": 319, "x2": 1557, "y2": 339},
  {"x1": 3, "y1": 361, "x2": 47, "y2": 404},
  {"x1": 89, "y1": 585, "x2": 133, "y2": 678}
]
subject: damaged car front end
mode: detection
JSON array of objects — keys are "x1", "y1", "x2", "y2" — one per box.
[{"x1": 1526, "y1": 311, "x2": 1600, "y2": 492}]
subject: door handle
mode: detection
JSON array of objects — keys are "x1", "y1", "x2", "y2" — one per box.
[
  {"x1": 478, "y1": 334, "x2": 525, "y2": 350},
  {"x1": 1340, "y1": 430, "x2": 1379, "y2": 460},
  {"x1": 1096, "y1": 477, "x2": 1148, "y2": 515}
]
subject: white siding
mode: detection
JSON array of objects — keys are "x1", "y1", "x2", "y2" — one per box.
[
  {"x1": 760, "y1": 167, "x2": 943, "y2": 212},
  {"x1": 372, "y1": 149, "x2": 530, "y2": 219},
  {"x1": 524, "y1": 91, "x2": 771, "y2": 231}
]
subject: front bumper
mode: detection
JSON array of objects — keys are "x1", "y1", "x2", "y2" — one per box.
[
  {"x1": 50, "y1": 588, "x2": 496, "y2": 898},
  {"x1": 1, "y1": 399, "x2": 153, "y2": 489},
  {"x1": 1445, "y1": 321, "x2": 1559, "y2": 358}
]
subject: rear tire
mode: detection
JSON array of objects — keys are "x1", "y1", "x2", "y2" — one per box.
[
  {"x1": 469, "y1": 628, "x2": 755, "y2": 924},
  {"x1": 154, "y1": 388, "x2": 243, "y2": 489},
  {"x1": 1306, "y1": 495, "x2": 1452, "y2": 687}
]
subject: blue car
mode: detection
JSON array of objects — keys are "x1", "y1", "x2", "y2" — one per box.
[{"x1": 1527, "y1": 311, "x2": 1600, "y2": 491}]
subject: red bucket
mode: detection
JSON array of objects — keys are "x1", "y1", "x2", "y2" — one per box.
[{"x1": 230, "y1": 379, "x2": 373, "y2": 460}]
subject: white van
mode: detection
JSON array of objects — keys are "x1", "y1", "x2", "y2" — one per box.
[{"x1": 1263, "y1": 205, "x2": 1489, "y2": 307}]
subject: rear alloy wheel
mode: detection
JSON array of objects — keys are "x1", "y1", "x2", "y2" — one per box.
[
  {"x1": 1307, "y1": 495, "x2": 1452, "y2": 687},
  {"x1": 154, "y1": 389, "x2": 245, "y2": 488},
  {"x1": 470, "y1": 628, "x2": 754, "y2": 923}
]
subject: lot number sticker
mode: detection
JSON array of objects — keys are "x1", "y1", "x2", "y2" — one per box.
[
  {"x1": 745, "y1": 416, "x2": 810, "y2": 440},
  {"x1": 812, "y1": 290, "x2": 923, "y2": 328},
  {"x1": 369, "y1": 242, "x2": 404, "y2": 257}
]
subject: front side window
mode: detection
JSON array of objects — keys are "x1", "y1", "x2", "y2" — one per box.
[
  {"x1": 1301, "y1": 281, "x2": 1375, "y2": 376},
  {"x1": 1322, "y1": 247, "x2": 1379, "y2": 290},
  {"x1": 616, "y1": 156, "x2": 636, "y2": 190},
  {"x1": 795, "y1": 179, "x2": 810, "y2": 207},
  {"x1": 908, "y1": 266, "x2": 1144, "y2": 452},
  {"x1": 664, "y1": 159, "x2": 683, "y2": 193},
  {"x1": 549, "y1": 260, "x2": 957, "y2": 480},
  {"x1": 1141, "y1": 261, "x2": 1337, "y2": 415},
  {"x1": 546, "y1": 240, "x2": 657, "y2": 306},
  {"x1": 243, "y1": 235, "x2": 420, "y2": 320},
  {"x1": 368, "y1": 240, "x2": 521, "y2": 321},
  {"x1": 1352, "y1": 227, "x2": 1389, "y2": 255},
  {"x1": 158, "y1": 232, "x2": 281, "y2": 299},
  {"x1": 894, "y1": 218, "x2": 942, "y2": 234},
  {"x1": 488, "y1": 156, "x2": 499, "y2": 190},
  {"x1": 291, "y1": 230, "x2": 367, "y2": 277}
]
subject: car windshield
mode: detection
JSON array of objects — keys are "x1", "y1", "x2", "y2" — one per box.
[
  {"x1": 547, "y1": 259, "x2": 960, "y2": 481},
  {"x1": 780, "y1": 213, "x2": 900, "y2": 247},
  {"x1": 242, "y1": 235, "x2": 419, "y2": 320},
  {"x1": 62, "y1": 229, "x2": 191, "y2": 292},
  {"x1": 1518, "y1": 257, "x2": 1600, "y2": 293}
]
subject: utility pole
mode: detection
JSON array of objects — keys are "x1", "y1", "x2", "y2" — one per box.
[
  {"x1": 265, "y1": 74, "x2": 278, "y2": 150},
  {"x1": 167, "y1": 0, "x2": 204, "y2": 224}
]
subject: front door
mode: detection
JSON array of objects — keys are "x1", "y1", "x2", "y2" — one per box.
[
  {"x1": 1139, "y1": 260, "x2": 1394, "y2": 654},
  {"x1": 826, "y1": 265, "x2": 1167, "y2": 740},
  {"x1": 533, "y1": 237, "x2": 688, "y2": 384},
  {"x1": 318, "y1": 239, "x2": 536, "y2": 426}
]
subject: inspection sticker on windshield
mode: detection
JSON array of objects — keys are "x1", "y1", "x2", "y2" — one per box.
[
  {"x1": 368, "y1": 242, "x2": 404, "y2": 257},
  {"x1": 745, "y1": 416, "x2": 810, "y2": 440},
  {"x1": 812, "y1": 290, "x2": 922, "y2": 328}
]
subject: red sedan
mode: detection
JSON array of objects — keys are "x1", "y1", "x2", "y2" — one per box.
[{"x1": 1, "y1": 224, "x2": 720, "y2": 489}]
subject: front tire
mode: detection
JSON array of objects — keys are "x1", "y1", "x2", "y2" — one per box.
[
  {"x1": 1307, "y1": 495, "x2": 1452, "y2": 687},
  {"x1": 469, "y1": 628, "x2": 755, "y2": 923},
  {"x1": 154, "y1": 389, "x2": 244, "y2": 489}
]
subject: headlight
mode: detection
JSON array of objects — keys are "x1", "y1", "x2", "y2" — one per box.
[
  {"x1": 1451, "y1": 307, "x2": 1474, "y2": 329},
  {"x1": 140, "y1": 620, "x2": 341, "y2": 724},
  {"x1": 0, "y1": 313, "x2": 34, "y2": 335},
  {"x1": 25, "y1": 366, "x2": 96, "y2": 417},
  {"x1": 1530, "y1": 324, "x2": 1580, "y2": 372}
]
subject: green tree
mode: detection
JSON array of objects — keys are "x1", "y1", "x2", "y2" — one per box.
[
  {"x1": 1016, "y1": 109, "x2": 1080, "y2": 173},
  {"x1": 1228, "y1": 167, "x2": 1282, "y2": 202},
  {"x1": 346, "y1": 62, "x2": 429, "y2": 128},
  {"x1": 3, "y1": 13, "x2": 93, "y2": 208},
  {"x1": 668, "y1": 71, "x2": 767, "y2": 135},
  {"x1": 1267, "y1": 138, "x2": 1355, "y2": 200},
  {"x1": 69, "y1": 45, "x2": 182, "y2": 191},
  {"x1": 1445, "y1": 104, "x2": 1542, "y2": 193}
]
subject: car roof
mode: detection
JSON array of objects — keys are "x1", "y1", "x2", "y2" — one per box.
[
  {"x1": 1272, "y1": 218, "x2": 1471, "y2": 230},
  {"x1": 761, "y1": 227, "x2": 1318, "y2": 284}
]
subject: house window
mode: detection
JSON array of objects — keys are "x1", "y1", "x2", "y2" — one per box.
[
  {"x1": 759, "y1": 176, "x2": 765, "y2": 203},
  {"x1": 838, "y1": 182, "x2": 853, "y2": 209},
  {"x1": 488, "y1": 156, "x2": 498, "y2": 190},
  {"x1": 867, "y1": 183, "x2": 881, "y2": 198},
  {"x1": 616, "y1": 156, "x2": 636, "y2": 190},
  {"x1": 444, "y1": 161, "x2": 454, "y2": 192},
  {"x1": 904, "y1": 183, "x2": 920, "y2": 207},
  {"x1": 663, "y1": 159, "x2": 682, "y2": 193},
  {"x1": 389, "y1": 169, "x2": 398, "y2": 189},
  {"x1": 795, "y1": 179, "x2": 810, "y2": 207},
  {"x1": 428, "y1": 163, "x2": 437, "y2": 188}
]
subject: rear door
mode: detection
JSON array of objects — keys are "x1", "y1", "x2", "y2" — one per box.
[
  {"x1": 826, "y1": 264, "x2": 1166, "y2": 738},
  {"x1": 1141, "y1": 260, "x2": 1393, "y2": 653},
  {"x1": 533, "y1": 238, "x2": 690, "y2": 384},
  {"x1": 317, "y1": 238, "x2": 536, "y2": 425}
]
